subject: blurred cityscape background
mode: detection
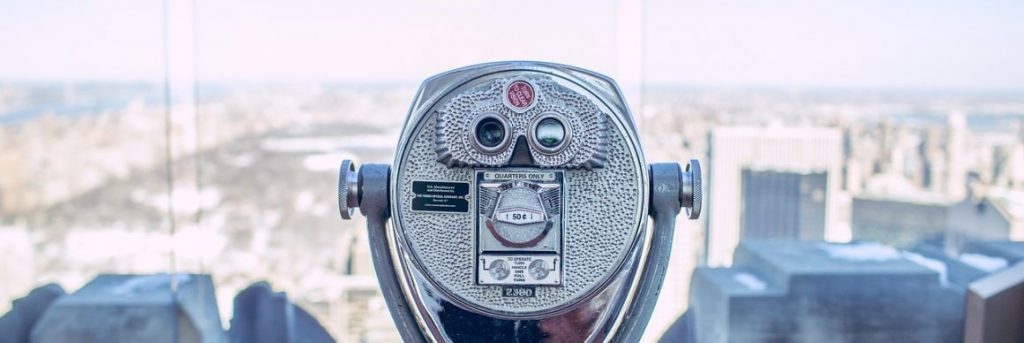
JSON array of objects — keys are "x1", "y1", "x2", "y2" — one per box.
[{"x1": 1, "y1": 0, "x2": 1023, "y2": 341}]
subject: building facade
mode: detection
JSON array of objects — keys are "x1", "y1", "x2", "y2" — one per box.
[
  {"x1": 707, "y1": 127, "x2": 844, "y2": 266},
  {"x1": 740, "y1": 169, "x2": 828, "y2": 241}
]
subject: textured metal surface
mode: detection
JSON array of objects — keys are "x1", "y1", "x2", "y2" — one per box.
[
  {"x1": 397, "y1": 109, "x2": 642, "y2": 316},
  {"x1": 434, "y1": 76, "x2": 609, "y2": 169},
  {"x1": 392, "y1": 67, "x2": 647, "y2": 318}
]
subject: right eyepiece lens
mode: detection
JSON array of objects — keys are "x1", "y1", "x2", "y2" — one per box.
[
  {"x1": 535, "y1": 118, "x2": 565, "y2": 148},
  {"x1": 476, "y1": 117, "x2": 506, "y2": 148}
]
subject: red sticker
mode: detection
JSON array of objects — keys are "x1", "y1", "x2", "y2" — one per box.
[{"x1": 506, "y1": 81, "x2": 535, "y2": 110}]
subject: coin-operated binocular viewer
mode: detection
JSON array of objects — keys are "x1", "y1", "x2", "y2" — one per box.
[{"x1": 339, "y1": 62, "x2": 701, "y2": 342}]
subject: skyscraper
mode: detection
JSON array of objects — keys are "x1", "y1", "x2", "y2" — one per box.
[
  {"x1": 851, "y1": 194, "x2": 954, "y2": 248},
  {"x1": 689, "y1": 241, "x2": 966, "y2": 342},
  {"x1": 946, "y1": 112, "x2": 968, "y2": 200},
  {"x1": 741, "y1": 169, "x2": 828, "y2": 241},
  {"x1": 707, "y1": 127, "x2": 844, "y2": 266}
]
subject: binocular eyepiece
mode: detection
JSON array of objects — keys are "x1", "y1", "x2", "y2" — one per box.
[{"x1": 339, "y1": 61, "x2": 700, "y2": 342}]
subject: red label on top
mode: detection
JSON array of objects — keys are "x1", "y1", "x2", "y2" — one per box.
[{"x1": 506, "y1": 81, "x2": 535, "y2": 109}]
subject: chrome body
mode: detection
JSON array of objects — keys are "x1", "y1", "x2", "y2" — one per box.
[{"x1": 339, "y1": 61, "x2": 701, "y2": 342}]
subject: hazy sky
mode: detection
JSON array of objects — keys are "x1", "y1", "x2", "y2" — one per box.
[{"x1": 1, "y1": 0, "x2": 1022, "y2": 90}]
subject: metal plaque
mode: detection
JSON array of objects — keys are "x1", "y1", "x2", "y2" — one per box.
[
  {"x1": 476, "y1": 170, "x2": 564, "y2": 286},
  {"x1": 411, "y1": 181, "x2": 470, "y2": 213}
]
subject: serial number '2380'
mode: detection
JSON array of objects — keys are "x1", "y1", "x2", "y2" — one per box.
[{"x1": 502, "y1": 286, "x2": 536, "y2": 298}]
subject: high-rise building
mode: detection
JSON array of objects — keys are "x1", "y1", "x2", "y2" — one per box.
[
  {"x1": 952, "y1": 189, "x2": 1024, "y2": 244},
  {"x1": 740, "y1": 169, "x2": 827, "y2": 240},
  {"x1": 0, "y1": 151, "x2": 27, "y2": 214},
  {"x1": 851, "y1": 194, "x2": 954, "y2": 248},
  {"x1": 945, "y1": 112, "x2": 968, "y2": 200},
  {"x1": 707, "y1": 127, "x2": 844, "y2": 266},
  {"x1": 853, "y1": 180, "x2": 1021, "y2": 250},
  {"x1": 688, "y1": 241, "x2": 966, "y2": 342},
  {"x1": 921, "y1": 126, "x2": 946, "y2": 192},
  {"x1": 852, "y1": 172, "x2": 958, "y2": 248}
]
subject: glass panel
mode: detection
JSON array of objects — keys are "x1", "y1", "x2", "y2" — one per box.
[
  {"x1": 0, "y1": 0, "x2": 172, "y2": 312},
  {"x1": 6, "y1": 0, "x2": 1020, "y2": 341},
  {"x1": 643, "y1": 1, "x2": 1024, "y2": 341},
  {"x1": 191, "y1": 1, "x2": 625, "y2": 340}
]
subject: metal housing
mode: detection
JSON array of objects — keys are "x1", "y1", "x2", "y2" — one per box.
[{"x1": 339, "y1": 61, "x2": 702, "y2": 342}]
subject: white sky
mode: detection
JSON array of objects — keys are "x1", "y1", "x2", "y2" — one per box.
[{"x1": 0, "y1": 0, "x2": 1022, "y2": 90}]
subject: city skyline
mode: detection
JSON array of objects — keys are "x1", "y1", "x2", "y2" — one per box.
[{"x1": 3, "y1": 79, "x2": 1024, "y2": 340}]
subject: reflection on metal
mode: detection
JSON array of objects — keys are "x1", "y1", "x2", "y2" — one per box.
[{"x1": 339, "y1": 61, "x2": 702, "y2": 342}]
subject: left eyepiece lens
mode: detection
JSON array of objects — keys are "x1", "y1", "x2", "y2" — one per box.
[{"x1": 476, "y1": 117, "x2": 506, "y2": 148}]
